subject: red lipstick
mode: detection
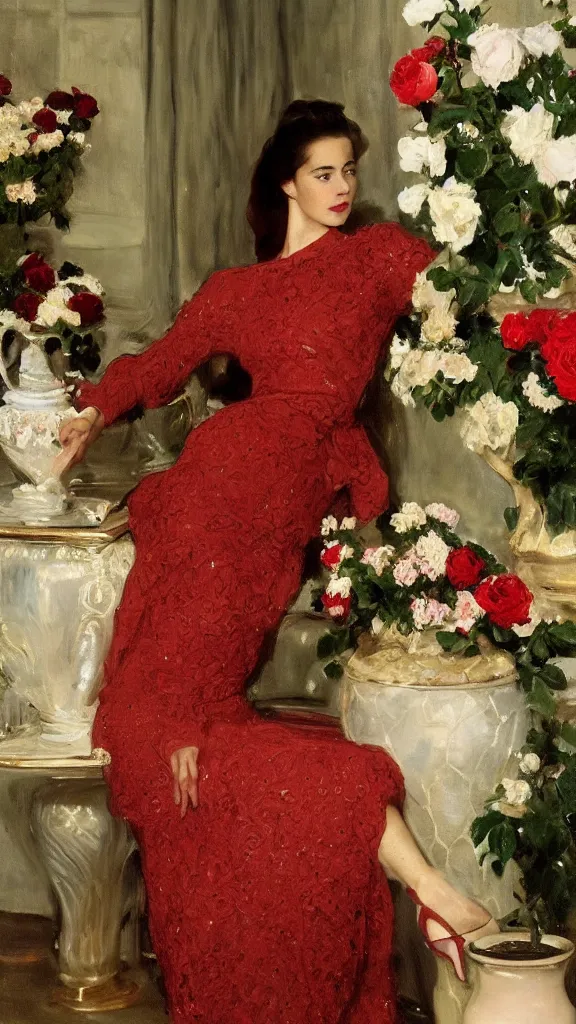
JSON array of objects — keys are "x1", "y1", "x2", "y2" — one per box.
[{"x1": 329, "y1": 202, "x2": 349, "y2": 213}]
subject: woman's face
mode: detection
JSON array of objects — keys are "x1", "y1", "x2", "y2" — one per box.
[{"x1": 282, "y1": 135, "x2": 357, "y2": 228}]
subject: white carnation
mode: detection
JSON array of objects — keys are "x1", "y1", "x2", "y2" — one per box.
[
  {"x1": 521, "y1": 23, "x2": 562, "y2": 58},
  {"x1": 16, "y1": 97, "x2": 43, "y2": 122},
  {"x1": 36, "y1": 286, "x2": 81, "y2": 329},
  {"x1": 0, "y1": 126, "x2": 30, "y2": 162},
  {"x1": 361, "y1": 545, "x2": 395, "y2": 575},
  {"x1": 67, "y1": 131, "x2": 86, "y2": 147},
  {"x1": 59, "y1": 273, "x2": 104, "y2": 295},
  {"x1": 522, "y1": 372, "x2": 563, "y2": 413},
  {"x1": 321, "y1": 516, "x2": 338, "y2": 536},
  {"x1": 30, "y1": 129, "x2": 64, "y2": 154},
  {"x1": 340, "y1": 517, "x2": 357, "y2": 531},
  {"x1": 519, "y1": 753, "x2": 541, "y2": 774},
  {"x1": 458, "y1": 0, "x2": 482, "y2": 8},
  {"x1": 5, "y1": 179, "x2": 37, "y2": 204},
  {"x1": 398, "y1": 183, "x2": 430, "y2": 218},
  {"x1": 388, "y1": 334, "x2": 412, "y2": 370},
  {"x1": 402, "y1": 0, "x2": 447, "y2": 26},
  {"x1": 391, "y1": 349, "x2": 477, "y2": 407},
  {"x1": 450, "y1": 590, "x2": 483, "y2": 632},
  {"x1": 550, "y1": 224, "x2": 576, "y2": 261},
  {"x1": 55, "y1": 109, "x2": 71, "y2": 125},
  {"x1": 411, "y1": 596, "x2": 451, "y2": 630},
  {"x1": 428, "y1": 177, "x2": 482, "y2": 253},
  {"x1": 414, "y1": 530, "x2": 451, "y2": 580},
  {"x1": 390, "y1": 502, "x2": 427, "y2": 534},
  {"x1": 467, "y1": 24, "x2": 526, "y2": 90},
  {"x1": 325, "y1": 575, "x2": 352, "y2": 599},
  {"x1": 424, "y1": 502, "x2": 460, "y2": 528},
  {"x1": 501, "y1": 778, "x2": 532, "y2": 806},
  {"x1": 0, "y1": 105, "x2": 22, "y2": 129},
  {"x1": 460, "y1": 392, "x2": 519, "y2": 455},
  {"x1": 500, "y1": 103, "x2": 554, "y2": 166},
  {"x1": 398, "y1": 135, "x2": 447, "y2": 178}
]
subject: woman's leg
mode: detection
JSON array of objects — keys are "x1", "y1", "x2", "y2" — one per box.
[{"x1": 378, "y1": 805, "x2": 492, "y2": 939}]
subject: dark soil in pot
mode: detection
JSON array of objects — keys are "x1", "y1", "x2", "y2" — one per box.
[{"x1": 470, "y1": 939, "x2": 561, "y2": 960}]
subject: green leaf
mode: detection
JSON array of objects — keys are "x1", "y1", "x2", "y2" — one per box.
[
  {"x1": 557, "y1": 764, "x2": 576, "y2": 808},
  {"x1": 547, "y1": 621, "x2": 576, "y2": 655},
  {"x1": 323, "y1": 660, "x2": 343, "y2": 680},
  {"x1": 456, "y1": 145, "x2": 493, "y2": 183},
  {"x1": 538, "y1": 663, "x2": 568, "y2": 692},
  {"x1": 519, "y1": 278, "x2": 540, "y2": 304},
  {"x1": 493, "y1": 203, "x2": 521, "y2": 239},
  {"x1": 559, "y1": 723, "x2": 576, "y2": 750},
  {"x1": 527, "y1": 678, "x2": 557, "y2": 719},
  {"x1": 471, "y1": 809, "x2": 504, "y2": 848},
  {"x1": 488, "y1": 820, "x2": 517, "y2": 866},
  {"x1": 504, "y1": 506, "x2": 520, "y2": 532}
]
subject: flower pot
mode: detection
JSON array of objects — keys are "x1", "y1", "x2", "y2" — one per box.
[{"x1": 464, "y1": 932, "x2": 576, "y2": 1024}]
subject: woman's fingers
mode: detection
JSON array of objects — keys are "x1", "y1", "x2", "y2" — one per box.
[{"x1": 170, "y1": 748, "x2": 199, "y2": 817}]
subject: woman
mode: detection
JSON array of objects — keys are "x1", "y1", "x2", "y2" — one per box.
[{"x1": 60, "y1": 100, "x2": 496, "y2": 1023}]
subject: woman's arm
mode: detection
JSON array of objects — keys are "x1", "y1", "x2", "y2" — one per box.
[
  {"x1": 361, "y1": 220, "x2": 437, "y2": 316},
  {"x1": 75, "y1": 271, "x2": 237, "y2": 426}
]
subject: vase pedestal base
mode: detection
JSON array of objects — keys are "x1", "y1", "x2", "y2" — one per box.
[{"x1": 50, "y1": 971, "x2": 142, "y2": 1013}]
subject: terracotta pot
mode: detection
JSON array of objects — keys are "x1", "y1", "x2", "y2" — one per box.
[{"x1": 464, "y1": 932, "x2": 576, "y2": 1024}]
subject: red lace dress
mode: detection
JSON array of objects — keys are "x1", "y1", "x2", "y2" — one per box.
[{"x1": 75, "y1": 222, "x2": 435, "y2": 1024}]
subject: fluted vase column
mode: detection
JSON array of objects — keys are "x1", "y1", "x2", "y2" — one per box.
[{"x1": 31, "y1": 777, "x2": 141, "y2": 1012}]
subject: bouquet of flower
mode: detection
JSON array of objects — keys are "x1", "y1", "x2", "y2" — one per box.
[
  {"x1": 316, "y1": 500, "x2": 576, "y2": 714},
  {"x1": 317, "y1": 498, "x2": 576, "y2": 936},
  {"x1": 0, "y1": 252, "x2": 104, "y2": 376},
  {"x1": 387, "y1": 0, "x2": 576, "y2": 533},
  {"x1": 0, "y1": 75, "x2": 98, "y2": 230}
]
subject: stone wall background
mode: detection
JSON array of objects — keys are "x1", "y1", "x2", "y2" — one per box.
[{"x1": 0, "y1": 0, "x2": 562, "y2": 914}]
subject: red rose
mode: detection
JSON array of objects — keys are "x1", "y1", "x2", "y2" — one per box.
[
  {"x1": 541, "y1": 313, "x2": 576, "y2": 402},
  {"x1": 45, "y1": 90, "x2": 75, "y2": 110},
  {"x1": 67, "y1": 292, "x2": 104, "y2": 325},
  {"x1": 446, "y1": 546, "x2": 486, "y2": 590},
  {"x1": 321, "y1": 591, "x2": 352, "y2": 621},
  {"x1": 27, "y1": 131, "x2": 39, "y2": 145},
  {"x1": 390, "y1": 53, "x2": 439, "y2": 106},
  {"x1": 0, "y1": 75, "x2": 11, "y2": 96},
  {"x1": 20, "y1": 253, "x2": 56, "y2": 293},
  {"x1": 321, "y1": 543, "x2": 344, "y2": 570},
  {"x1": 500, "y1": 309, "x2": 560, "y2": 351},
  {"x1": 32, "y1": 108, "x2": 58, "y2": 134},
  {"x1": 412, "y1": 36, "x2": 446, "y2": 62},
  {"x1": 12, "y1": 292, "x2": 41, "y2": 323},
  {"x1": 474, "y1": 573, "x2": 533, "y2": 630},
  {"x1": 71, "y1": 87, "x2": 99, "y2": 120}
]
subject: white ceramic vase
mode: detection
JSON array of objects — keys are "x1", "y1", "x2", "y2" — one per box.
[{"x1": 464, "y1": 933, "x2": 576, "y2": 1024}]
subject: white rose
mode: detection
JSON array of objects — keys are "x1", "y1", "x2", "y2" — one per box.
[
  {"x1": 519, "y1": 753, "x2": 541, "y2": 774},
  {"x1": 412, "y1": 270, "x2": 456, "y2": 314},
  {"x1": 521, "y1": 23, "x2": 562, "y2": 58},
  {"x1": 5, "y1": 179, "x2": 37, "y2": 204},
  {"x1": 67, "y1": 131, "x2": 86, "y2": 147},
  {"x1": 371, "y1": 615, "x2": 385, "y2": 636},
  {"x1": 59, "y1": 272, "x2": 104, "y2": 296},
  {"x1": 421, "y1": 305, "x2": 458, "y2": 344},
  {"x1": 391, "y1": 349, "x2": 476, "y2": 406},
  {"x1": 36, "y1": 286, "x2": 81, "y2": 329},
  {"x1": 458, "y1": 0, "x2": 482, "y2": 8},
  {"x1": 535, "y1": 135, "x2": 576, "y2": 187},
  {"x1": 467, "y1": 24, "x2": 526, "y2": 90},
  {"x1": 501, "y1": 778, "x2": 532, "y2": 806},
  {"x1": 460, "y1": 121, "x2": 480, "y2": 139},
  {"x1": 402, "y1": 0, "x2": 447, "y2": 27},
  {"x1": 398, "y1": 135, "x2": 447, "y2": 178},
  {"x1": 460, "y1": 392, "x2": 518, "y2": 454},
  {"x1": 398, "y1": 183, "x2": 430, "y2": 218},
  {"x1": 500, "y1": 103, "x2": 554, "y2": 166},
  {"x1": 428, "y1": 177, "x2": 482, "y2": 252}
]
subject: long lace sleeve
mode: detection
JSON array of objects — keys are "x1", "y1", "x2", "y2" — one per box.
[
  {"x1": 360, "y1": 220, "x2": 438, "y2": 316},
  {"x1": 75, "y1": 271, "x2": 236, "y2": 425}
]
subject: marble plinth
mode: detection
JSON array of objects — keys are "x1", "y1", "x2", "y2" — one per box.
[
  {"x1": 0, "y1": 517, "x2": 134, "y2": 763},
  {"x1": 342, "y1": 674, "x2": 530, "y2": 1024}
]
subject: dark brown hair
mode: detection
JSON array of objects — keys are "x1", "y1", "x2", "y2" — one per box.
[{"x1": 247, "y1": 99, "x2": 368, "y2": 262}]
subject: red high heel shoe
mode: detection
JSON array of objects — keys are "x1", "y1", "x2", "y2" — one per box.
[{"x1": 406, "y1": 887, "x2": 499, "y2": 983}]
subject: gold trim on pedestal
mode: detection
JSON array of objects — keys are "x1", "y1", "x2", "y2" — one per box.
[
  {"x1": 0, "y1": 507, "x2": 130, "y2": 546},
  {"x1": 50, "y1": 972, "x2": 142, "y2": 1012}
]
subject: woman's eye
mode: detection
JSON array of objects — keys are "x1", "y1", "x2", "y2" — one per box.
[
  {"x1": 317, "y1": 174, "x2": 331, "y2": 182},
  {"x1": 346, "y1": 168, "x2": 357, "y2": 176}
]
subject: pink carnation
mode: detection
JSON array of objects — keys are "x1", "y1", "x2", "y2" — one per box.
[{"x1": 411, "y1": 597, "x2": 451, "y2": 631}]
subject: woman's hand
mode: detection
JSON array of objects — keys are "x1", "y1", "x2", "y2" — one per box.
[
  {"x1": 170, "y1": 746, "x2": 199, "y2": 817},
  {"x1": 54, "y1": 406, "x2": 105, "y2": 476}
]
